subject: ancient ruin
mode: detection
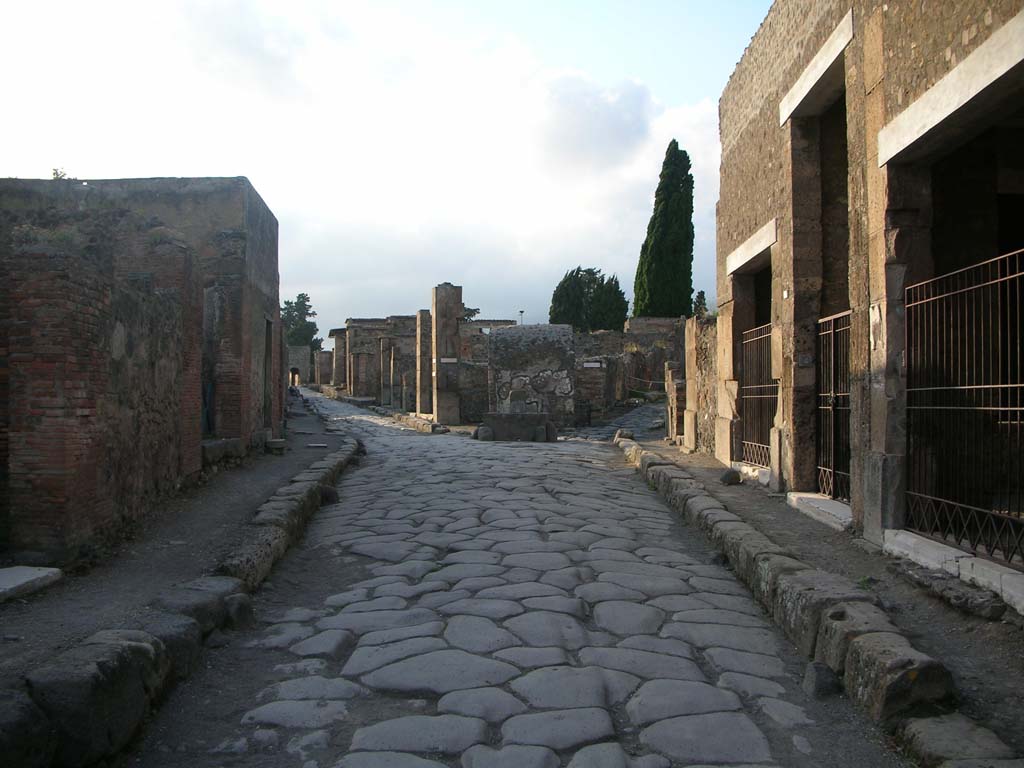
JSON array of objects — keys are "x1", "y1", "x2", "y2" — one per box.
[{"x1": 0, "y1": 177, "x2": 284, "y2": 563}]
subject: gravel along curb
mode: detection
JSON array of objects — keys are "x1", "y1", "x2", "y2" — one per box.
[
  {"x1": 615, "y1": 436, "x2": 1021, "y2": 768},
  {"x1": 0, "y1": 440, "x2": 361, "y2": 768}
]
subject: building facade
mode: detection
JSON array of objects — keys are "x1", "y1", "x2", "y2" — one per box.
[{"x1": 714, "y1": 1, "x2": 1024, "y2": 566}]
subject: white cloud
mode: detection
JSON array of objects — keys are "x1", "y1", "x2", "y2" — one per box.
[{"x1": 2, "y1": 0, "x2": 721, "y2": 333}]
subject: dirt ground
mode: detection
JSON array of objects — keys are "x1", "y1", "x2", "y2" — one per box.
[
  {"x1": 637, "y1": 436, "x2": 1024, "y2": 755},
  {"x1": 0, "y1": 394, "x2": 348, "y2": 689}
]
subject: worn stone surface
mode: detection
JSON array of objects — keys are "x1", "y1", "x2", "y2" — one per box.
[{"x1": 901, "y1": 714, "x2": 1015, "y2": 765}]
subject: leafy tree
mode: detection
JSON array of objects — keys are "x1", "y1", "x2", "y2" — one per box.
[
  {"x1": 590, "y1": 274, "x2": 629, "y2": 331},
  {"x1": 633, "y1": 139, "x2": 694, "y2": 317},
  {"x1": 281, "y1": 292, "x2": 322, "y2": 351},
  {"x1": 549, "y1": 267, "x2": 628, "y2": 332},
  {"x1": 461, "y1": 305, "x2": 480, "y2": 322},
  {"x1": 693, "y1": 289, "x2": 708, "y2": 318}
]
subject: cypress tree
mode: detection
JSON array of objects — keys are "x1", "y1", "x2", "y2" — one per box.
[{"x1": 633, "y1": 139, "x2": 694, "y2": 317}]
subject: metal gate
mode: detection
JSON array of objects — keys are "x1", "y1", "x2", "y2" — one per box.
[
  {"x1": 817, "y1": 311, "x2": 852, "y2": 501},
  {"x1": 741, "y1": 323, "x2": 777, "y2": 468},
  {"x1": 905, "y1": 248, "x2": 1024, "y2": 568}
]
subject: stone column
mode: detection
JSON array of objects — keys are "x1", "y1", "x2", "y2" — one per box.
[
  {"x1": 683, "y1": 318, "x2": 699, "y2": 453},
  {"x1": 416, "y1": 310, "x2": 432, "y2": 416},
  {"x1": 431, "y1": 283, "x2": 462, "y2": 424},
  {"x1": 331, "y1": 330, "x2": 347, "y2": 388},
  {"x1": 346, "y1": 325, "x2": 356, "y2": 397},
  {"x1": 379, "y1": 337, "x2": 393, "y2": 405}
]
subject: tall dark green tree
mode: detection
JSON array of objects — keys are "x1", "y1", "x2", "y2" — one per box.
[
  {"x1": 590, "y1": 274, "x2": 629, "y2": 331},
  {"x1": 549, "y1": 267, "x2": 628, "y2": 332},
  {"x1": 281, "y1": 292, "x2": 322, "y2": 351},
  {"x1": 693, "y1": 289, "x2": 708, "y2": 318},
  {"x1": 633, "y1": 139, "x2": 694, "y2": 317}
]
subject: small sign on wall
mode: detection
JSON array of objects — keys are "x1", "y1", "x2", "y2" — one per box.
[
  {"x1": 440, "y1": 357, "x2": 458, "y2": 364},
  {"x1": 582, "y1": 361, "x2": 604, "y2": 368}
]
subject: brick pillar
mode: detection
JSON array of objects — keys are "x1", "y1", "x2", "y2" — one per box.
[
  {"x1": 332, "y1": 330, "x2": 346, "y2": 388},
  {"x1": 431, "y1": 283, "x2": 462, "y2": 424},
  {"x1": 416, "y1": 310, "x2": 432, "y2": 416}
]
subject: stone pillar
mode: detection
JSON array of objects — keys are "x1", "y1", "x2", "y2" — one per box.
[
  {"x1": 416, "y1": 310, "x2": 432, "y2": 416},
  {"x1": 379, "y1": 337, "x2": 393, "y2": 405},
  {"x1": 431, "y1": 283, "x2": 462, "y2": 424},
  {"x1": 715, "y1": 277, "x2": 756, "y2": 467},
  {"x1": 346, "y1": 325, "x2": 356, "y2": 397},
  {"x1": 779, "y1": 117, "x2": 825, "y2": 493},
  {"x1": 331, "y1": 330, "x2": 347, "y2": 389},
  {"x1": 683, "y1": 318, "x2": 699, "y2": 453}
]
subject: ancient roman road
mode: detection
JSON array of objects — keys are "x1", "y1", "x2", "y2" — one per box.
[{"x1": 124, "y1": 393, "x2": 905, "y2": 768}]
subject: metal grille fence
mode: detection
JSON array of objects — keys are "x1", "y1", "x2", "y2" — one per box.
[
  {"x1": 741, "y1": 323, "x2": 777, "y2": 468},
  {"x1": 817, "y1": 311, "x2": 852, "y2": 501},
  {"x1": 905, "y1": 248, "x2": 1024, "y2": 569}
]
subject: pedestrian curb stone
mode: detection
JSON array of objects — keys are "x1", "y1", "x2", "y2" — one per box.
[{"x1": 614, "y1": 437, "x2": 1016, "y2": 760}]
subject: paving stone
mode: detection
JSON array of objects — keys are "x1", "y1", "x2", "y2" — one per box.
[
  {"x1": 241, "y1": 700, "x2": 349, "y2": 728},
  {"x1": 290, "y1": 629, "x2": 354, "y2": 659},
  {"x1": 438, "y1": 687, "x2": 527, "y2": 722},
  {"x1": 374, "y1": 561, "x2": 439, "y2": 579},
  {"x1": 317, "y1": 609, "x2": 440, "y2": 634},
  {"x1": 336, "y1": 754, "x2": 448, "y2": 768},
  {"x1": 660, "y1": 623, "x2": 778, "y2": 655},
  {"x1": 358, "y1": 622, "x2": 445, "y2": 646},
  {"x1": 522, "y1": 596, "x2": 587, "y2": 617},
  {"x1": 325, "y1": 588, "x2": 372, "y2": 608},
  {"x1": 599, "y1": 573, "x2": 692, "y2": 596},
  {"x1": 566, "y1": 743, "x2": 670, "y2": 768},
  {"x1": 274, "y1": 659, "x2": 328, "y2": 676},
  {"x1": 626, "y1": 680, "x2": 742, "y2": 725},
  {"x1": 756, "y1": 697, "x2": 814, "y2": 727},
  {"x1": 477, "y1": 582, "x2": 567, "y2": 600},
  {"x1": 355, "y1": 711, "x2": 489, "y2": 753},
  {"x1": 618, "y1": 635, "x2": 694, "y2": 658},
  {"x1": 671, "y1": 609, "x2": 769, "y2": 628},
  {"x1": 578, "y1": 646, "x2": 706, "y2": 681},
  {"x1": 647, "y1": 595, "x2": 712, "y2": 612},
  {"x1": 491, "y1": 540, "x2": 576, "y2": 554},
  {"x1": 262, "y1": 675, "x2": 368, "y2": 701},
  {"x1": 360, "y1": 650, "x2": 519, "y2": 694},
  {"x1": 460, "y1": 744, "x2": 559, "y2": 768},
  {"x1": 704, "y1": 647, "x2": 786, "y2": 678},
  {"x1": 697, "y1": 593, "x2": 764, "y2": 616},
  {"x1": 374, "y1": 582, "x2": 446, "y2": 599},
  {"x1": 504, "y1": 611, "x2": 613, "y2": 650},
  {"x1": 639, "y1": 712, "x2": 773, "y2": 763},
  {"x1": 350, "y1": 541, "x2": 420, "y2": 562},
  {"x1": 341, "y1": 597, "x2": 410, "y2": 613},
  {"x1": 454, "y1": 576, "x2": 509, "y2": 591},
  {"x1": 717, "y1": 672, "x2": 787, "y2": 699},
  {"x1": 540, "y1": 566, "x2": 595, "y2": 590},
  {"x1": 418, "y1": 590, "x2": 473, "y2": 609},
  {"x1": 593, "y1": 601, "x2": 665, "y2": 635},
  {"x1": 438, "y1": 598, "x2": 525, "y2": 620},
  {"x1": 901, "y1": 714, "x2": 1014, "y2": 765},
  {"x1": 425, "y1": 564, "x2": 507, "y2": 582},
  {"x1": 576, "y1": 583, "x2": 647, "y2": 602},
  {"x1": 342, "y1": 638, "x2": 449, "y2": 676},
  {"x1": 443, "y1": 551, "x2": 503, "y2": 565},
  {"x1": 511, "y1": 665, "x2": 640, "y2": 708},
  {"x1": 444, "y1": 615, "x2": 521, "y2": 652},
  {"x1": 494, "y1": 646, "x2": 572, "y2": 668},
  {"x1": 267, "y1": 607, "x2": 330, "y2": 623},
  {"x1": 689, "y1": 577, "x2": 750, "y2": 596},
  {"x1": 252, "y1": 622, "x2": 315, "y2": 649},
  {"x1": 502, "y1": 707, "x2": 615, "y2": 750},
  {"x1": 502, "y1": 552, "x2": 572, "y2": 570}
]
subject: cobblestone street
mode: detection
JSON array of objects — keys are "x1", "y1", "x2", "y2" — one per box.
[{"x1": 125, "y1": 393, "x2": 905, "y2": 768}]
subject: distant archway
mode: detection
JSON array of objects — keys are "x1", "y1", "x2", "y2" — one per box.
[{"x1": 289, "y1": 367, "x2": 300, "y2": 387}]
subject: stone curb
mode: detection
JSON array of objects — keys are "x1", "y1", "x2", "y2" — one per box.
[
  {"x1": 1, "y1": 436, "x2": 361, "y2": 768},
  {"x1": 614, "y1": 438, "x2": 1019, "y2": 767},
  {"x1": 366, "y1": 404, "x2": 450, "y2": 434}
]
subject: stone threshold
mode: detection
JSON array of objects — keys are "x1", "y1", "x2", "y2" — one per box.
[
  {"x1": 0, "y1": 566, "x2": 63, "y2": 603},
  {"x1": 615, "y1": 436, "x2": 1021, "y2": 768},
  {"x1": 786, "y1": 492, "x2": 854, "y2": 532},
  {"x1": 882, "y1": 529, "x2": 1024, "y2": 616}
]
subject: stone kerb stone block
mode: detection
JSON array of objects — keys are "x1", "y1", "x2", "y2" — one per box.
[
  {"x1": 481, "y1": 413, "x2": 558, "y2": 442},
  {"x1": 772, "y1": 569, "x2": 879, "y2": 658},
  {"x1": 0, "y1": 689, "x2": 55, "y2": 768},
  {"x1": 24, "y1": 630, "x2": 170, "y2": 767},
  {"x1": 750, "y1": 554, "x2": 811, "y2": 608},
  {"x1": 814, "y1": 601, "x2": 899, "y2": 674},
  {"x1": 844, "y1": 632, "x2": 953, "y2": 722},
  {"x1": 152, "y1": 576, "x2": 245, "y2": 636},
  {"x1": 900, "y1": 714, "x2": 1015, "y2": 766}
]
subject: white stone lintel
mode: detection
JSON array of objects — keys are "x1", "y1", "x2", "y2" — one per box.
[
  {"x1": 878, "y1": 9, "x2": 1024, "y2": 166},
  {"x1": 779, "y1": 10, "x2": 853, "y2": 125},
  {"x1": 726, "y1": 219, "x2": 777, "y2": 276}
]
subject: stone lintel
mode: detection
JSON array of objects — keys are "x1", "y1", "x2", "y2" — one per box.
[
  {"x1": 726, "y1": 219, "x2": 777, "y2": 276},
  {"x1": 779, "y1": 10, "x2": 853, "y2": 125}
]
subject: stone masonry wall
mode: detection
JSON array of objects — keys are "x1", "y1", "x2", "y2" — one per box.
[{"x1": 488, "y1": 325, "x2": 576, "y2": 427}]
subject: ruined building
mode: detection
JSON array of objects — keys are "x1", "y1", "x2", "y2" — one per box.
[
  {"x1": 321, "y1": 282, "x2": 682, "y2": 429},
  {"x1": 711, "y1": 1, "x2": 1024, "y2": 568},
  {"x1": 0, "y1": 177, "x2": 283, "y2": 563}
]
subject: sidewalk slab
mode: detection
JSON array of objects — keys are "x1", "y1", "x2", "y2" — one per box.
[{"x1": 0, "y1": 567, "x2": 62, "y2": 603}]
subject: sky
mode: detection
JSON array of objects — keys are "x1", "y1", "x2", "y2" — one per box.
[{"x1": 3, "y1": 0, "x2": 770, "y2": 347}]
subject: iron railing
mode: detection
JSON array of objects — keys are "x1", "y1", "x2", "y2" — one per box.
[
  {"x1": 741, "y1": 323, "x2": 777, "y2": 468},
  {"x1": 905, "y1": 248, "x2": 1024, "y2": 568},
  {"x1": 817, "y1": 311, "x2": 852, "y2": 501}
]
